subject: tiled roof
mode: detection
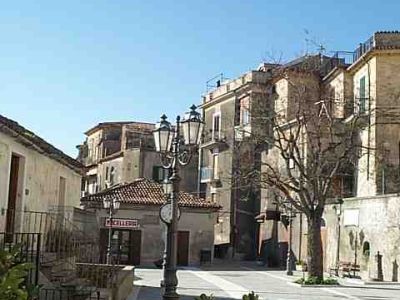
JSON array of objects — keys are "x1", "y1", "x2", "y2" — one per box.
[
  {"x1": 81, "y1": 178, "x2": 220, "y2": 210},
  {"x1": 0, "y1": 114, "x2": 83, "y2": 173}
]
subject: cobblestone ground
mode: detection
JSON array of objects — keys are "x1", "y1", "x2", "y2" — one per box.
[{"x1": 130, "y1": 262, "x2": 400, "y2": 300}]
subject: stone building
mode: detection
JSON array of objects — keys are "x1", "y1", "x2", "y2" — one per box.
[
  {"x1": 198, "y1": 66, "x2": 274, "y2": 259},
  {"x1": 0, "y1": 114, "x2": 83, "y2": 232},
  {"x1": 322, "y1": 31, "x2": 400, "y2": 281},
  {"x1": 256, "y1": 31, "x2": 400, "y2": 281},
  {"x1": 81, "y1": 178, "x2": 219, "y2": 266},
  {"x1": 78, "y1": 121, "x2": 198, "y2": 196}
]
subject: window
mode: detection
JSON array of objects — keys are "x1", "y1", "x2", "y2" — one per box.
[
  {"x1": 212, "y1": 113, "x2": 221, "y2": 140},
  {"x1": 152, "y1": 166, "x2": 169, "y2": 183},
  {"x1": 212, "y1": 153, "x2": 219, "y2": 180},
  {"x1": 359, "y1": 76, "x2": 366, "y2": 113},
  {"x1": 110, "y1": 167, "x2": 115, "y2": 186},
  {"x1": 105, "y1": 167, "x2": 109, "y2": 180},
  {"x1": 58, "y1": 177, "x2": 66, "y2": 208},
  {"x1": 241, "y1": 108, "x2": 250, "y2": 125},
  {"x1": 211, "y1": 193, "x2": 217, "y2": 203}
]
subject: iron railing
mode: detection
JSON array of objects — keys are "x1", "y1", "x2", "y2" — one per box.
[
  {"x1": 0, "y1": 232, "x2": 41, "y2": 288},
  {"x1": 353, "y1": 36, "x2": 374, "y2": 62},
  {"x1": 2, "y1": 209, "x2": 106, "y2": 296},
  {"x1": 39, "y1": 288, "x2": 104, "y2": 300}
]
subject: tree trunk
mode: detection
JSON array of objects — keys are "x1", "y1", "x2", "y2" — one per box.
[{"x1": 307, "y1": 214, "x2": 324, "y2": 279}]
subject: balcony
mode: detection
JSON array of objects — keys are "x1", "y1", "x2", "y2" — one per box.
[
  {"x1": 234, "y1": 124, "x2": 251, "y2": 141},
  {"x1": 200, "y1": 130, "x2": 229, "y2": 151},
  {"x1": 353, "y1": 36, "x2": 374, "y2": 62}
]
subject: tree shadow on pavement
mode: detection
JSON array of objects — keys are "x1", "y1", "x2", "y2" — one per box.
[{"x1": 136, "y1": 286, "x2": 236, "y2": 300}]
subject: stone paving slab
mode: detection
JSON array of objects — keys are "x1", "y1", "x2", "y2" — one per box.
[{"x1": 132, "y1": 264, "x2": 400, "y2": 300}]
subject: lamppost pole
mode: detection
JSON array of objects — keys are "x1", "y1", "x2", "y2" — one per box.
[
  {"x1": 163, "y1": 116, "x2": 181, "y2": 299},
  {"x1": 154, "y1": 105, "x2": 204, "y2": 300},
  {"x1": 104, "y1": 197, "x2": 120, "y2": 265},
  {"x1": 286, "y1": 203, "x2": 293, "y2": 276},
  {"x1": 107, "y1": 203, "x2": 113, "y2": 265},
  {"x1": 334, "y1": 198, "x2": 343, "y2": 276}
]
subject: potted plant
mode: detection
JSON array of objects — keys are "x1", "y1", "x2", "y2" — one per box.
[{"x1": 295, "y1": 260, "x2": 307, "y2": 271}]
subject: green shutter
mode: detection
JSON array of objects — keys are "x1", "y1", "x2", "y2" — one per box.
[
  {"x1": 152, "y1": 166, "x2": 159, "y2": 181},
  {"x1": 359, "y1": 76, "x2": 366, "y2": 113}
]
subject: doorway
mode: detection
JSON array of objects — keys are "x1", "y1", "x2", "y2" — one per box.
[
  {"x1": 177, "y1": 231, "x2": 189, "y2": 266},
  {"x1": 100, "y1": 229, "x2": 141, "y2": 265},
  {"x1": 6, "y1": 155, "x2": 21, "y2": 234}
]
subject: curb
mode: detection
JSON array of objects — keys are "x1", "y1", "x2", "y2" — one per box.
[{"x1": 288, "y1": 282, "x2": 341, "y2": 288}]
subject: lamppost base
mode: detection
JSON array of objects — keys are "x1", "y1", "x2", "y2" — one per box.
[
  {"x1": 286, "y1": 270, "x2": 293, "y2": 276},
  {"x1": 162, "y1": 292, "x2": 179, "y2": 300}
]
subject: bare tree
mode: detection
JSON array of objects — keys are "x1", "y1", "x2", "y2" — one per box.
[{"x1": 237, "y1": 58, "x2": 366, "y2": 279}]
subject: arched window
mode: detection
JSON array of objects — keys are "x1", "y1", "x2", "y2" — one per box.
[
  {"x1": 363, "y1": 241, "x2": 370, "y2": 257},
  {"x1": 110, "y1": 167, "x2": 115, "y2": 186}
]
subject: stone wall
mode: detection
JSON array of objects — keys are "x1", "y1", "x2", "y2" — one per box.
[{"x1": 325, "y1": 194, "x2": 400, "y2": 281}]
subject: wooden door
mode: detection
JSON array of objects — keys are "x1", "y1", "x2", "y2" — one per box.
[
  {"x1": 177, "y1": 231, "x2": 189, "y2": 266},
  {"x1": 130, "y1": 230, "x2": 141, "y2": 266},
  {"x1": 6, "y1": 155, "x2": 20, "y2": 234},
  {"x1": 99, "y1": 229, "x2": 108, "y2": 263}
]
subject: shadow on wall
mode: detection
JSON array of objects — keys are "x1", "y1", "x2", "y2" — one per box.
[
  {"x1": 260, "y1": 239, "x2": 296, "y2": 269},
  {"x1": 393, "y1": 260, "x2": 398, "y2": 282}
]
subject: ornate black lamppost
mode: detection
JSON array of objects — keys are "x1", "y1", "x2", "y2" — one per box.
[
  {"x1": 103, "y1": 197, "x2": 120, "y2": 265},
  {"x1": 153, "y1": 105, "x2": 204, "y2": 300},
  {"x1": 283, "y1": 203, "x2": 295, "y2": 276}
]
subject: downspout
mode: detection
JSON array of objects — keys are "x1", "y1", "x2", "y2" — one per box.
[{"x1": 230, "y1": 90, "x2": 239, "y2": 257}]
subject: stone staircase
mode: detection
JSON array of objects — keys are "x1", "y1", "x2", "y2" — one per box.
[{"x1": 5, "y1": 209, "x2": 105, "y2": 299}]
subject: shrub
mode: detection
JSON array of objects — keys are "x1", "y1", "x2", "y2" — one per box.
[
  {"x1": 295, "y1": 276, "x2": 338, "y2": 285},
  {"x1": 242, "y1": 291, "x2": 259, "y2": 300},
  {"x1": 0, "y1": 245, "x2": 37, "y2": 300},
  {"x1": 195, "y1": 294, "x2": 215, "y2": 300}
]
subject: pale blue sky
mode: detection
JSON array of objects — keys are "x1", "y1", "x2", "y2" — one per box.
[{"x1": 2, "y1": 1, "x2": 400, "y2": 156}]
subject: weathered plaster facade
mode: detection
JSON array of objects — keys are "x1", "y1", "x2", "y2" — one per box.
[
  {"x1": 325, "y1": 194, "x2": 400, "y2": 281},
  {"x1": 199, "y1": 67, "x2": 273, "y2": 258},
  {"x1": 79, "y1": 122, "x2": 198, "y2": 195},
  {"x1": 95, "y1": 206, "x2": 216, "y2": 265},
  {"x1": 0, "y1": 116, "x2": 82, "y2": 232}
]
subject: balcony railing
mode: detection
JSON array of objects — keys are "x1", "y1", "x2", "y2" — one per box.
[
  {"x1": 234, "y1": 124, "x2": 251, "y2": 141},
  {"x1": 201, "y1": 130, "x2": 229, "y2": 151},
  {"x1": 353, "y1": 36, "x2": 374, "y2": 62}
]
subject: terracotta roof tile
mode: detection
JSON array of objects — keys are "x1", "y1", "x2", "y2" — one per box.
[
  {"x1": 81, "y1": 178, "x2": 220, "y2": 210},
  {"x1": 0, "y1": 114, "x2": 83, "y2": 173}
]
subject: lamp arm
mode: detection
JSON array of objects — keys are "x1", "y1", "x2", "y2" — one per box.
[
  {"x1": 177, "y1": 149, "x2": 193, "y2": 166},
  {"x1": 160, "y1": 153, "x2": 174, "y2": 169}
]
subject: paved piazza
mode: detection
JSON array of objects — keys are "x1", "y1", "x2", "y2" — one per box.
[{"x1": 131, "y1": 263, "x2": 400, "y2": 300}]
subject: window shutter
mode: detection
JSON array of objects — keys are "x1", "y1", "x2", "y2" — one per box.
[{"x1": 359, "y1": 76, "x2": 366, "y2": 113}]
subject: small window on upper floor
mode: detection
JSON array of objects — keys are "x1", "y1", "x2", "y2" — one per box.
[
  {"x1": 359, "y1": 76, "x2": 367, "y2": 113},
  {"x1": 152, "y1": 166, "x2": 169, "y2": 183},
  {"x1": 110, "y1": 167, "x2": 115, "y2": 186},
  {"x1": 212, "y1": 113, "x2": 221, "y2": 140},
  {"x1": 241, "y1": 108, "x2": 250, "y2": 125}
]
